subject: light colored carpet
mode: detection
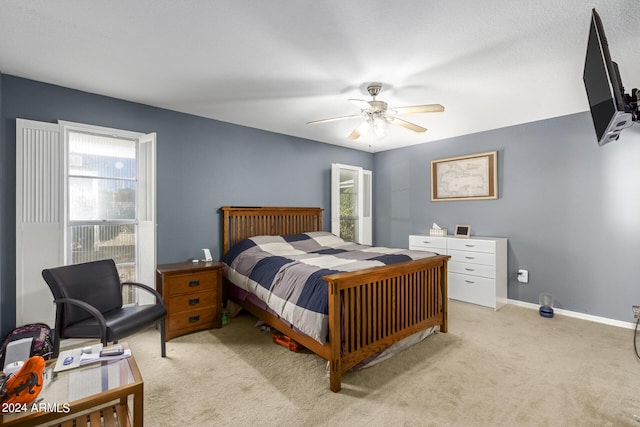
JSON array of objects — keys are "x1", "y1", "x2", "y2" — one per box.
[{"x1": 125, "y1": 301, "x2": 640, "y2": 426}]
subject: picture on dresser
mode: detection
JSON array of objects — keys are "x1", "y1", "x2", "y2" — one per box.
[
  {"x1": 431, "y1": 151, "x2": 498, "y2": 201},
  {"x1": 454, "y1": 225, "x2": 471, "y2": 238}
]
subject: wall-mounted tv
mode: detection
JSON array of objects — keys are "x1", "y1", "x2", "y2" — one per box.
[{"x1": 583, "y1": 9, "x2": 634, "y2": 146}]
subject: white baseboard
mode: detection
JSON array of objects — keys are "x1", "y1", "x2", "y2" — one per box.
[{"x1": 507, "y1": 299, "x2": 638, "y2": 330}]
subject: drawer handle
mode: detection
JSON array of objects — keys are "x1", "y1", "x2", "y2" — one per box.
[
  {"x1": 189, "y1": 315, "x2": 200, "y2": 323},
  {"x1": 189, "y1": 297, "x2": 200, "y2": 305},
  {"x1": 465, "y1": 280, "x2": 475, "y2": 284},
  {"x1": 465, "y1": 268, "x2": 475, "y2": 271},
  {"x1": 422, "y1": 241, "x2": 432, "y2": 244},
  {"x1": 465, "y1": 244, "x2": 475, "y2": 247},
  {"x1": 465, "y1": 256, "x2": 475, "y2": 260},
  {"x1": 189, "y1": 280, "x2": 200, "y2": 287}
]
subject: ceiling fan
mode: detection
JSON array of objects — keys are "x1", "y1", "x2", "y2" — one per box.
[{"x1": 307, "y1": 83, "x2": 444, "y2": 141}]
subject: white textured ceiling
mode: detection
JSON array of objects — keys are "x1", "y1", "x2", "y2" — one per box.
[{"x1": 1, "y1": 1, "x2": 638, "y2": 152}]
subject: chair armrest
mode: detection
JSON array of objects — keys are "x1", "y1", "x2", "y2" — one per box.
[
  {"x1": 122, "y1": 281, "x2": 165, "y2": 305},
  {"x1": 54, "y1": 297, "x2": 108, "y2": 343}
]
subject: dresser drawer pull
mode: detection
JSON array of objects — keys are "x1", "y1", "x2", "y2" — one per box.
[
  {"x1": 189, "y1": 315, "x2": 200, "y2": 323},
  {"x1": 422, "y1": 241, "x2": 432, "y2": 244},
  {"x1": 465, "y1": 268, "x2": 475, "y2": 271},
  {"x1": 465, "y1": 244, "x2": 475, "y2": 247},
  {"x1": 465, "y1": 280, "x2": 475, "y2": 284},
  {"x1": 189, "y1": 297, "x2": 200, "y2": 305},
  {"x1": 189, "y1": 280, "x2": 200, "y2": 287},
  {"x1": 465, "y1": 256, "x2": 475, "y2": 260}
]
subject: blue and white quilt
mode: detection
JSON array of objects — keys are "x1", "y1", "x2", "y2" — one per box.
[{"x1": 222, "y1": 232, "x2": 437, "y2": 344}]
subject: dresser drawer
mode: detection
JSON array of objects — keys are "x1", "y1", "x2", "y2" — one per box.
[
  {"x1": 448, "y1": 249, "x2": 496, "y2": 266},
  {"x1": 409, "y1": 235, "x2": 447, "y2": 253},
  {"x1": 448, "y1": 272, "x2": 497, "y2": 308},
  {"x1": 165, "y1": 271, "x2": 218, "y2": 296},
  {"x1": 447, "y1": 238, "x2": 495, "y2": 253},
  {"x1": 449, "y1": 261, "x2": 495, "y2": 279},
  {"x1": 169, "y1": 291, "x2": 217, "y2": 314},
  {"x1": 167, "y1": 306, "x2": 217, "y2": 333}
]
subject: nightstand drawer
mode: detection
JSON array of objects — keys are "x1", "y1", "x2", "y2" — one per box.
[
  {"x1": 167, "y1": 307, "x2": 217, "y2": 333},
  {"x1": 169, "y1": 291, "x2": 217, "y2": 314},
  {"x1": 165, "y1": 271, "x2": 218, "y2": 296}
]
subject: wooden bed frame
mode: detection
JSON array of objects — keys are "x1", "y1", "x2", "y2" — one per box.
[{"x1": 221, "y1": 206, "x2": 449, "y2": 392}]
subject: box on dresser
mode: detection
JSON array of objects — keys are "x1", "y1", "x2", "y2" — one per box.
[{"x1": 156, "y1": 261, "x2": 224, "y2": 341}]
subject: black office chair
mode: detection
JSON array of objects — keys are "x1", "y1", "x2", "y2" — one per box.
[{"x1": 42, "y1": 259, "x2": 167, "y2": 358}]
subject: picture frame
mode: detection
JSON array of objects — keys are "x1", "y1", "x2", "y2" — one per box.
[
  {"x1": 431, "y1": 151, "x2": 498, "y2": 201},
  {"x1": 454, "y1": 225, "x2": 471, "y2": 238}
]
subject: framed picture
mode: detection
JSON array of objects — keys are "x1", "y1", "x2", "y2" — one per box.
[
  {"x1": 454, "y1": 225, "x2": 471, "y2": 238},
  {"x1": 431, "y1": 151, "x2": 498, "y2": 201}
]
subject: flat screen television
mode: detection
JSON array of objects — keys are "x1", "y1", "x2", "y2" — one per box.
[{"x1": 583, "y1": 8, "x2": 633, "y2": 146}]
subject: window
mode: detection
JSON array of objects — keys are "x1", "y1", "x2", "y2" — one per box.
[
  {"x1": 66, "y1": 131, "x2": 139, "y2": 301},
  {"x1": 16, "y1": 119, "x2": 156, "y2": 327}
]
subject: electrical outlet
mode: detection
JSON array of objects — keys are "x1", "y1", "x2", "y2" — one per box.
[
  {"x1": 633, "y1": 305, "x2": 640, "y2": 319},
  {"x1": 517, "y1": 269, "x2": 529, "y2": 284}
]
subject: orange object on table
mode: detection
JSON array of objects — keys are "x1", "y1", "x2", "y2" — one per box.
[{"x1": 1, "y1": 355, "x2": 45, "y2": 406}]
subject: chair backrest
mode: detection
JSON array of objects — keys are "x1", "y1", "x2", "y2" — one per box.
[{"x1": 42, "y1": 259, "x2": 124, "y2": 327}]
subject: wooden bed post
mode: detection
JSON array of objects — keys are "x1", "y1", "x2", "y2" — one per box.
[
  {"x1": 222, "y1": 208, "x2": 230, "y2": 256},
  {"x1": 327, "y1": 279, "x2": 342, "y2": 392},
  {"x1": 440, "y1": 262, "x2": 448, "y2": 333}
]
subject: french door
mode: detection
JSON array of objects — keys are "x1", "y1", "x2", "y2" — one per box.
[{"x1": 331, "y1": 163, "x2": 372, "y2": 245}]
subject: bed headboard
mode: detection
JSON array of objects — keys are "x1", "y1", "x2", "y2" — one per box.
[{"x1": 221, "y1": 206, "x2": 323, "y2": 255}]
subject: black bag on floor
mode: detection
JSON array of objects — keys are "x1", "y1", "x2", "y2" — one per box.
[{"x1": 0, "y1": 323, "x2": 54, "y2": 367}]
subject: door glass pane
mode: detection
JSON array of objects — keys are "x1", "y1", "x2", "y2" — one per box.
[{"x1": 339, "y1": 169, "x2": 359, "y2": 242}]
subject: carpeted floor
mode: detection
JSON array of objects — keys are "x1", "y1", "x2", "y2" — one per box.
[{"x1": 125, "y1": 300, "x2": 640, "y2": 426}]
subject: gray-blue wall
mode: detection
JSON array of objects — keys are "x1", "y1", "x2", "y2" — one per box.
[
  {"x1": 374, "y1": 112, "x2": 640, "y2": 323},
  {"x1": 2, "y1": 74, "x2": 638, "y2": 339},
  {"x1": 0, "y1": 75, "x2": 372, "y2": 338}
]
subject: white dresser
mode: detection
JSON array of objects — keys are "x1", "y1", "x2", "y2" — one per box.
[{"x1": 409, "y1": 234, "x2": 507, "y2": 310}]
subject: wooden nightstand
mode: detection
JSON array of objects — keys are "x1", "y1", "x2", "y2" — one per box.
[{"x1": 156, "y1": 261, "x2": 224, "y2": 341}]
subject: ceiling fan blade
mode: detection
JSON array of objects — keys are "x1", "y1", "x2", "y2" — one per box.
[
  {"x1": 390, "y1": 117, "x2": 427, "y2": 133},
  {"x1": 347, "y1": 127, "x2": 362, "y2": 141},
  {"x1": 306, "y1": 114, "x2": 362, "y2": 125},
  {"x1": 348, "y1": 99, "x2": 372, "y2": 110},
  {"x1": 390, "y1": 104, "x2": 445, "y2": 115}
]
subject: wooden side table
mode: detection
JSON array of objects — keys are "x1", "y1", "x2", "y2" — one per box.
[{"x1": 156, "y1": 261, "x2": 224, "y2": 341}]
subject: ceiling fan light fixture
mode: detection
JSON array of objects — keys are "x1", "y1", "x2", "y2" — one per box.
[{"x1": 372, "y1": 116, "x2": 387, "y2": 137}]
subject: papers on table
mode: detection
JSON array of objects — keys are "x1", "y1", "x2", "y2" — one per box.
[{"x1": 53, "y1": 344, "x2": 131, "y2": 372}]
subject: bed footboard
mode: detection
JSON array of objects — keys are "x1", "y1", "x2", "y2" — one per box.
[{"x1": 323, "y1": 255, "x2": 449, "y2": 392}]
